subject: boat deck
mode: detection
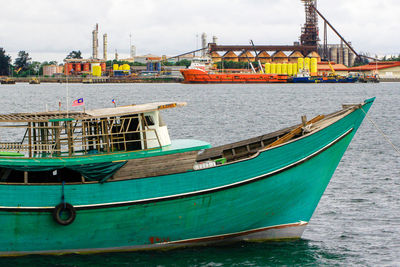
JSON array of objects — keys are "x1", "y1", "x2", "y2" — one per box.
[{"x1": 0, "y1": 139, "x2": 211, "y2": 165}]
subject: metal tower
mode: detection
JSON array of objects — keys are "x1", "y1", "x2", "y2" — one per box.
[
  {"x1": 92, "y1": 23, "x2": 99, "y2": 59},
  {"x1": 300, "y1": 0, "x2": 319, "y2": 47}
]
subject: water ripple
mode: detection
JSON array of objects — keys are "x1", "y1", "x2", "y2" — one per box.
[{"x1": 0, "y1": 82, "x2": 399, "y2": 266}]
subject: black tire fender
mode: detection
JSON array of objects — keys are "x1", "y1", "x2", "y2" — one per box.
[{"x1": 53, "y1": 202, "x2": 76, "y2": 226}]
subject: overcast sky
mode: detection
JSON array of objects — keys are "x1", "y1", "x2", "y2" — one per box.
[{"x1": 0, "y1": 0, "x2": 399, "y2": 63}]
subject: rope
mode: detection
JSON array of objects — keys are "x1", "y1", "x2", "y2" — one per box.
[{"x1": 361, "y1": 107, "x2": 400, "y2": 156}]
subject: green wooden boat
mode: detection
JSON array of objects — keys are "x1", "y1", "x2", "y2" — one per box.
[{"x1": 0, "y1": 98, "x2": 374, "y2": 256}]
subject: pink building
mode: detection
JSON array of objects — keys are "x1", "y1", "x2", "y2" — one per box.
[{"x1": 43, "y1": 65, "x2": 63, "y2": 76}]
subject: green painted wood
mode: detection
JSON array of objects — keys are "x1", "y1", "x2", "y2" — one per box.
[
  {"x1": 0, "y1": 98, "x2": 374, "y2": 254},
  {"x1": 48, "y1": 118, "x2": 75, "y2": 122},
  {"x1": 0, "y1": 139, "x2": 211, "y2": 167},
  {"x1": 0, "y1": 151, "x2": 24, "y2": 157}
]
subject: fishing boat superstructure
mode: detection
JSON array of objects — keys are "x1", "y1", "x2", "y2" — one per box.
[{"x1": 0, "y1": 98, "x2": 375, "y2": 256}]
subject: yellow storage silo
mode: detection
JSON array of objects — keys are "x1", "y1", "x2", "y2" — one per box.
[
  {"x1": 297, "y1": 58, "x2": 304, "y2": 71},
  {"x1": 304, "y1": 57, "x2": 311, "y2": 70},
  {"x1": 265, "y1": 63, "x2": 271, "y2": 74},
  {"x1": 92, "y1": 65, "x2": 102, "y2": 77},
  {"x1": 113, "y1": 64, "x2": 119, "y2": 71},
  {"x1": 271, "y1": 63, "x2": 276, "y2": 74},
  {"x1": 292, "y1": 63, "x2": 298, "y2": 75},
  {"x1": 287, "y1": 63, "x2": 293, "y2": 76},
  {"x1": 282, "y1": 63, "x2": 288, "y2": 75},
  {"x1": 310, "y1": 58, "x2": 318, "y2": 76},
  {"x1": 276, "y1": 63, "x2": 282, "y2": 74},
  {"x1": 122, "y1": 64, "x2": 130, "y2": 71}
]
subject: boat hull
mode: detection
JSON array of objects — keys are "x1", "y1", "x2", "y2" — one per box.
[
  {"x1": 180, "y1": 69, "x2": 288, "y2": 83},
  {"x1": 0, "y1": 99, "x2": 374, "y2": 256},
  {"x1": 291, "y1": 76, "x2": 358, "y2": 83}
]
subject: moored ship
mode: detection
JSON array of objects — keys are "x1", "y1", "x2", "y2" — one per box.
[
  {"x1": 180, "y1": 58, "x2": 288, "y2": 83},
  {"x1": 289, "y1": 65, "x2": 358, "y2": 83},
  {"x1": 180, "y1": 68, "x2": 288, "y2": 83},
  {"x1": 0, "y1": 98, "x2": 374, "y2": 256}
]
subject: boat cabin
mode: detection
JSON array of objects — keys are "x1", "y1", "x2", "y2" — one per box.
[
  {"x1": 0, "y1": 102, "x2": 197, "y2": 184},
  {"x1": 0, "y1": 102, "x2": 184, "y2": 158}
]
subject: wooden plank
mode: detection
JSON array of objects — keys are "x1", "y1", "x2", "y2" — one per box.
[
  {"x1": 140, "y1": 114, "x2": 147, "y2": 150},
  {"x1": 67, "y1": 121, "x2": 73, "y2": 156},
  {"x1": 28, "y1": 122, "x2": 32, "y2": 157},
  {"x1": 112, "y1": 151, "x2": 198, "y2": 180},
  {"x1": 266, "y1": 115, "x2": 324, "y2": 148},
  {"x1": 197, "y1": 125, "x2": 297, "y2": 161}
]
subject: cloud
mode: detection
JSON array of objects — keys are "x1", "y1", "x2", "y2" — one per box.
[{"x1": 0, "y1": 0, "x2": 399, "y2": 62}]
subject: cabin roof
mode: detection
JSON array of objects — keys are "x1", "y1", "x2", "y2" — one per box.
[
  {"x1": 0, "y1": 102, "x2": 187, "y2": 122},
  {"x1": 347, "y1": 61, "x2": 400, "y2": 71}
]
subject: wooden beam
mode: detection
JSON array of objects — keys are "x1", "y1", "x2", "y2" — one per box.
[
  {"x1": 266, "y1": 115, "x2": 325, "y2": 148},
  {"x1": 67, "y1": 121, "x2": 73, "y2": 156},
  {"x1": 28, "y1": 122, "x2": 32, "y2": 157}
]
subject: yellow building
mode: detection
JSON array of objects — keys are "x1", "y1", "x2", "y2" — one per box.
[
  {"x1": 210, "y1": 52, "x2": 222, "y2": 63},
  {"x1": 288, "y1": 51, "x2": 304, "y2": 64},
  {"x1": 222, "y1": 51, "x2": 239, "y2": 62},
  {"x1": 271, "y1": 51, "x2": 288, "y2": 63},
  {"x1": 257, "y1": 51, "x2": 272, "y2": 63},
  {"x1": 306, "y1": 51, "x2": 321, "y2": 62},
  {"x1": 238, "y1": 51, "x2": 255, "y2": 62}
]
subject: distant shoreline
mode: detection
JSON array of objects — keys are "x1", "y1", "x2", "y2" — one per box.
[
  {"x1": 2, "y1": 77, "x2": 399, "y2": 83},
  {"x1": 1, "y1": 76, "x2": 183, "y2": 84}
]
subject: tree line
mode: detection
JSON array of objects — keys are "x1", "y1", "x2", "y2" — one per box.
[
  {"x1": 0, "y1": 48, "x2": 193, "y2": 77},
  {"x1": 0, "y1": 48, "x2": 61, "y2": 77}
]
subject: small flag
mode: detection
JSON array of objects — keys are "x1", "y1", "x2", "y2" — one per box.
[
  {"x1": 72, "y1": 98, "x2": 84, "y2": 106},
  {"x1": 112, "y1": 99, "x2": 115, "y2": 104}
]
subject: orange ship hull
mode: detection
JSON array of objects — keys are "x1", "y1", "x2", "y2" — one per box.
[{"x1": 180, "y1": 69, "x2": 288, "y2": 83}]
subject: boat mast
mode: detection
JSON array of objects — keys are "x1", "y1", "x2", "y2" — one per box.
[
  {"x1": 243, "y1": 50, "x2": 256, "y2": 73},
  {"x1": 250, "y1": 40, "x2": 264, "y2": 73}
]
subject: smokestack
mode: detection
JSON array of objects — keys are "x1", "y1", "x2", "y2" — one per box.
[
  {"x1": 212, "y1": 35, "x2": 218, "y2": 44},
  {"x1": 92, "y1": 23, "x2": 99, "y2": 59},
  {"x1": 103, "y1": 34, "x2": 107, "y2": 61},
  {"x1": 115, "y1": 49, "x2": 119, "y2": 61},
  {"x1": 201, "y1": 33, "x2": 207, "y2": 57},
  {"x1": 130, "y1": 45, "x2": 136, "y2": 58}
]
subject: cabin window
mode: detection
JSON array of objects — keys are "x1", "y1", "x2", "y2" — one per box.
[
  {"x1": 27, "y1": 168, "x2": 82, "y2": 183},
  {"x1": 0, "y1": 167, "x2": 82, "y2": 184},
  {"x1": 121, "y1": 115, "x2": 142, "y2": 151},
  {"x1": 0, "y1": 168, "x2": 24, "y2": 183},
  {"x1": 145, "y1": 115, "x2": 155, "y2": 126}
]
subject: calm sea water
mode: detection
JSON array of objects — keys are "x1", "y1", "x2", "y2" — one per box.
[{"x1": 0, "y1": 82, "x2": 399, "y2": 266}]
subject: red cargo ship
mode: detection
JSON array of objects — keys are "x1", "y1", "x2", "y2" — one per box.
[
  {"x1": 181, "y1": 68, "x2": 288, "y2": 83},
  {"x1": 180, "y1": 58, "x2": 288, "y2": 83}
]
